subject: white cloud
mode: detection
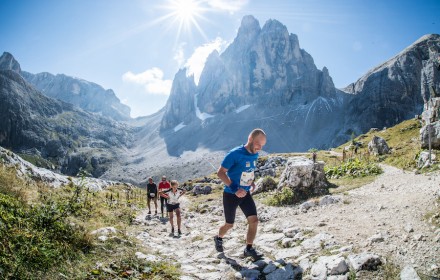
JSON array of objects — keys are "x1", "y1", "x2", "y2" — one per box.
[
  {"x1": 174, "y1": 43, "x2": 186, "y2": 67},
  {"x1": 206, "y1": 0, "x2": 249, "y2": 14},
  {"x1": 122, "y1": 67, "x2": 172, "y2": 95},
  {"x1": 185, "y1": 37, "x2": 228, "y2": 85}
]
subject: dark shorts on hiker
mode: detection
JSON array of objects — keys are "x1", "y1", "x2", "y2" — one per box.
[
  {"x1": 147, "y1": 192, "x2": 157, "y2": 200},
  {"x1": 166, "y1": 203, "x2": 180, "y2": 212},
  {"x1": 223, "y1": 191, "x2": 257, "y2": 224}
]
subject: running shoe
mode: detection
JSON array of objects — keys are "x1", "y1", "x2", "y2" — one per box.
[
  {"x1": 214, "y1": 236, "x2": 224, "y2": 252},
  {"x1": 243, "y1": 247, "x2": 263, "y2": 261}
]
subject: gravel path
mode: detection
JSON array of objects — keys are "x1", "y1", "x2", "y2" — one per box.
[
  {"x1": 286, "y1": 164, "x2": 440, "y2": 275},
  {"x1": 133, "y1": 164, "x2": 440, "y2": 279}
]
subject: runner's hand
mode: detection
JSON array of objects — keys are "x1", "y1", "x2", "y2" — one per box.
[
  {"x1": 235, "y1": 188, "x2": 246, "y2": 198},
  {"x1": 250, "y1": 182, "x2": 256, "y2": 193}
]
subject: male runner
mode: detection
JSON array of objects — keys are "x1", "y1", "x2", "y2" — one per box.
[{"x1": 214, "y1": 128, "x2": 267, "y2": 260}]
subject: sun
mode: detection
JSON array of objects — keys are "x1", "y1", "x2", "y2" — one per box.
[
  {"x1": 154, "y1": 0, "x2": 208, "y2": 41},
  {"x1": 173, "y1": 0, "x2": 199, "y2": 23}
]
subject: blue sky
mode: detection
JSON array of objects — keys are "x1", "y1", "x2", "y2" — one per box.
[{"x1": 1, "y1": 0, "x2": 439, "y2": 117}]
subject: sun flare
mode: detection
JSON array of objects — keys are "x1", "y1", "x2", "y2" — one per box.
[
  {"x1": 174, "y1": 0, "x2": 199, "y2": 22},
  {"x1": 155, "y1": 0, "x2": 208, "y2": 41}
]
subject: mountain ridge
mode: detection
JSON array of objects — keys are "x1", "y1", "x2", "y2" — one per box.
[
  {"x1": 158, "y1": 16, "x2": 439, "y2": 157},
  {"x1": 0, "y1": 16, "x2": 439, "y2": 184},
  {"x1": 0, "y1": 51, "x2": 131, "y2": 121}
]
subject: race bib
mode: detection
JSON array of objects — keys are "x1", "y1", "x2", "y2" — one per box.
[
  {"x1": 149, "y1": 193, "x2": 155, "y2": 198},
  {"x1": 240, "y1": 171, "x2": 254, "y2": 186}
]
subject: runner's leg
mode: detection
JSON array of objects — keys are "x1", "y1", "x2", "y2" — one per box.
[
  {"x1": 154, "y1": 197, "x2": 158, "y2": 213},
  {"x1": 246, "y1": 215, "x2": 258, "y2": 245},
  {"x1": 176, "y1": 208, "x2": 181, "y2": 231},
  {"x1": 168, "y1": 209, "x2": 174, "y2": 230},
  {"x1": 218, "y1": 192, "x2": 239, "y2": 237},
  {"x1": 160, "y1": 197, "x2": 165, "y2": 216},
  {"x1": 239, "y1": 192, "x2": 258, "y2": 246}
]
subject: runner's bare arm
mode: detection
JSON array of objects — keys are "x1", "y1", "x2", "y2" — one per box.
[{"x1": 217, "y1": 166, "x2": 232, "y2": 186}]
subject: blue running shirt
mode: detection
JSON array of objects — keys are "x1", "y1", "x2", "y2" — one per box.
[{"x1": 221, "y1": 145, "x2": 259, "y2": 194}]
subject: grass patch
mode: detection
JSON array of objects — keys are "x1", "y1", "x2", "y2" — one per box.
[
  {"x1": 380, "y1": 258, "x2": 400, "y2": 280},
  {"x1": 333, "y1": 118, "x2": 431, "y2": 171},
  {"x1": 329, "y1": 176, "x2": 378, "y2": 194},
  {"x1": 187, "y1": 184, "x2": 223, "y2": 212},
  {"x1": 0, "y1": 163, "x2": 180, "y2": 279},
  {"x1": 263, "y1": 187, "x2": 295, "y2": 206},
  {"x1": 325, "y1": 158, "x2": 382, "y2": 179}
]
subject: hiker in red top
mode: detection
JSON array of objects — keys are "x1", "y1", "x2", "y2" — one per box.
[{"x1": 158, "y1": 175, "x2": 171, "y2": 217}]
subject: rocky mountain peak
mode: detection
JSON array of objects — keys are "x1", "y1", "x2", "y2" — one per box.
[
  {"x1": 234, "y1": 15, "x2": 261, "y2": 48},
  {"x1": 0, "y1": 52, "x2": 22, "y2": 73},
  {"x1": 21, "y1": 70, "x2": 131, "y2": 121},
  {"x1": 238, "y1": 15, "x2": 261, "y2": 36},
  {"x1": 160, "y1": 68, "x2": 196, "y2": 130},
  {"x1": 261, "y1": 18, "x2": 288, "y2": 35}
]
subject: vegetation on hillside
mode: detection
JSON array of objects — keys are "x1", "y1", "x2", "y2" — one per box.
[
  {"x1": 325, "y1": 158, "x2": 383, "y2": 179},
  {"x1": 333, "y1": 118, "x2": 436, "y2": 171},
  {"x1": 0, "y1": 165, "x2": 180, "y2": 279}
]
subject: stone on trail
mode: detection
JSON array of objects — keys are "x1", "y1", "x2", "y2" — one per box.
[
  {"x1": 368, "y1": 135, "x2": 390, "y2": 155},
  {"x1": 400, "y1": 265, "x2": 421, "y2": 280},
  {"x1": 347, "y1": 252, "x2": 382, "y2": 271},
  {"x1": 277, "y1": 156, "x2": 329, "y2": 203}
]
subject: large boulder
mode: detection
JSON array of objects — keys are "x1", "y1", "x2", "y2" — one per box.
[
  {"x1": 277, "y1": 156, "x2": 329, "y2": 203},
  {"x1": 420, "y1": 121, "x2": 440, "y2": 149},
  {"x1": 419, "y1": 97, "x2": 440, "y2": 149},
  {"x1": 347, "y1": 253, "x2": 382, "y2": 271},
  {"x1": 368, "y1": 135, "x2": 390, "y2": 155},
  {"x1": 417, "y1": 151, "x2": 437, "y2": 168}
]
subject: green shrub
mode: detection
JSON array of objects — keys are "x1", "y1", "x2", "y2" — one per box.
[
  {"x1": 259, "y1": 176, "x2": 277, "y2": 192},
  {"x1": 86, "y1": 256, "x2": 181, "y2": 279},
  {"x1": 265, "y1": 187, "x2": 295, "y2": 206},
  {"x1": 325, "y1": 158, "x2": 382, "y2": 179},
  {"x1": 0, "y1": 191, "x2": 93, "y2": 279},
  {"x1": 0, "y1": 164, "x2": 180, "y2": 279}
]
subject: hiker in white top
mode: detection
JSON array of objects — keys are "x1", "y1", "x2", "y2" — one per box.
[{"x1": 159, "y1": 180, "x2": 186, "y2": 235}]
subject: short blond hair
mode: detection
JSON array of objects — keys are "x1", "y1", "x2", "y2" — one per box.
[{"x1": 170, "y1": 180, "x2": 179, "y2": 187}]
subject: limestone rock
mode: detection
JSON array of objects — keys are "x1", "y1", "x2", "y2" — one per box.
[
  {"x1": 417, "y1": 151, "x2": 436, "y2": 168},
  {"x1": 192, "y1": 185, "x2": 212, "y2": 195},
  {"x1": 368, "y1": 135, "x2": 390, "y2": 155},
  {"x1": 266, "y1": 263, "x2": 302, "y2": 280},
  {"x1": 420, "y1": 98, "x2": 440, "y2": 148},
  {"x1": 91, "y1": 227, "x2": 117, "y2": 235},
  {"x1": 348, "y1": 253, "x2": 382, "y2": 271},
  {"x1": 277, "y1": 156, "x2": 329, "y2": 203},
  {"x1": 400, "y1": 265, "x2": 421, "y2": 280}
]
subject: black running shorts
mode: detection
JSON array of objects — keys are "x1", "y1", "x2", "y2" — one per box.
[
  {"x1": 223, "y1": 191, "x2": 257, "y2": 224},
  {"x1": 166, "y1": 203, "x2": 180, "y2": 212}
]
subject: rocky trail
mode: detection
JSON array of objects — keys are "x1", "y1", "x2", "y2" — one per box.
[{"x1": 130, "y1": 164, "x2": 440, "y2": 279}]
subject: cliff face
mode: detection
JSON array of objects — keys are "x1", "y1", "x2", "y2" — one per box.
[
  {"x1": 158, "y1": 15, "x2": 439, "y2": 154},
  {"x1": 0, "y1": 51, "x2": 131, "y2": 121},
  {"x1": 340, "y1": 34, "x2": 440, "y2": 135},
  {"x1": 21, "y1": 71, "x2": 131, "y2": 121},
  {"x1": 160, "y1": 69, "x2": 197, "y2": 130},
  {"x1": 0, "y1": 68, "x2": 133, "y2": 177},
  {"x1": 162, "y1": 16, "x2": 339, "y2": 130}
]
